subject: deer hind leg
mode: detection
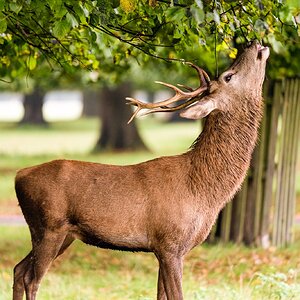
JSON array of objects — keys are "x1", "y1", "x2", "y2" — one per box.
[
  {"x1": 13, "y1": 252, "x2": 33, "y2": 300},
  {"x1": 13, "y1": 230, "x2": 74, "y2": 300},
  {"x1": 156, "y1": 253, "x2": 183, "y2": 300},
  {"x1": 56, "y1": 234, "x2": 74, "y2": 257},
  {"x1": 23, "y1": 229, "x2": 72, "y2": 300}
]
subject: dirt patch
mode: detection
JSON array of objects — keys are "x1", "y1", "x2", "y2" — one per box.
[
  {"x1": 0, "y1": 215, "x2": 25, "y2": 225},
  {"x1": 0, "y1": 200, "x2": 22, "y2": 216},
  {"x1": 296, "y1": 194, "x2": 300, "y2": 215},
  {"x1": 0, "y1": 167, "x2": 18, "y2": 175}
]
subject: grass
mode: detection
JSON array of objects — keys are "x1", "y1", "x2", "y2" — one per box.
[
  {"x1": 0, "y1": 118, "x2": 199, "y2": 156},
  {"x1": 0, "y1": 117, "x2": 300, "y2": 299},
  {"x1": 1, "y1": 226, "x2": 300, "y2": 300}
]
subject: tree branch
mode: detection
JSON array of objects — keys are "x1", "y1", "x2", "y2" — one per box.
[{"x1": 88, "y1": 23, "x2": 188, "y2": 64}]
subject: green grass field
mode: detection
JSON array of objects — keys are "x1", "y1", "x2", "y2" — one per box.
[
  {"x1": 1, "y1": 225, "x2": 300, "y2": 300},
  {"x1": 0, "y1": 118, "x2": 299, "y2": 299}
]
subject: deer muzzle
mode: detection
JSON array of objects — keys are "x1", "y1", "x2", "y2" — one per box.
[{"x1": 257, "y1": 44, "x2": 270, "y2": 60}]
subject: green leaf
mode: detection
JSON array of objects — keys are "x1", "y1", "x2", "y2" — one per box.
[
  {"x1": 52, "y1": 19, "x2": 71, "y2": 39},
  {"x1": 0, "y1": 0, "x2": 5, "y2": 11},
  {"x1": 73, "y1": 4, "x2": 88, "y2": 24},
  {"x1": 165, "y1": 7, "x2": 186, "y2": 22},
  {"x1": 174, "y1": 26, "x2": 183, "y2": 38},
  {"x1": 27, "y1": 56, "x2": 37, "y2": 71},
  {"x1": 0, "y1": 13, "x2": 7, "y2": 33},
  {"x1": 48, "y1": 0, "x2": 62, "y2": 11},
  {"x1": 111, "y1": 0, "x2": 120, "y2": 9},
  {"x1": 195, "y1": 0, "x2": 203, "y2": 9},
  {"x1": 9, "y1": 2, "x2": 22, "y2": 14},
  {"x1": 190, "y1": 5, "x2": 205, "y2": 24},
  {"x1": 66, "y1": 13, "x2": 79, "y2": 28},
  {"x1": 213, "y1": 9, "x2": 220, "y2": 25},
  {"x1": 206, "y1": 12, "x2": 214, "y2": 23},
  {"x1": 48, "y1": 0, "x2": 67, "y2": 19}
]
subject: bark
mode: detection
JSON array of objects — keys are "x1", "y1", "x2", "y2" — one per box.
[
  {"x1": 20, "y1": 87, "x2": 47, "y2": 125},
  {"x1": 94, "y1": 83, "x2": 148, "y2": 152},
  {"x1": 81, "y1": 89, "x2": 100, "y2": 117}
]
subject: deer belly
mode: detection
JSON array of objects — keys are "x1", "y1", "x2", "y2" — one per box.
[
  {"x1": 81, "y1": 232, "x2": 150, "y2": 252},
  {"x1": 71, "y1": 220, "x2": 150, "y2": 252}
]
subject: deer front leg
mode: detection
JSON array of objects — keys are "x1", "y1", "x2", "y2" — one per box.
[
  {"x1": 157, "y1": 267, "x2": 167, "y2": 300},
  {"x1": 156, "y1": 253, "x2": 183, "y2": 300}
]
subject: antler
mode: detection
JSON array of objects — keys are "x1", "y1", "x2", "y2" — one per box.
[{"x1": 126, "y1": 62, "x2": 210, "y2": 124}]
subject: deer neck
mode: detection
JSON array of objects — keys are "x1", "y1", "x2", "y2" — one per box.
[{"x1": 187, "y1": 98, "x2": 263, "y2": 210}]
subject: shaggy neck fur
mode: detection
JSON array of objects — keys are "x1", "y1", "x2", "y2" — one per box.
[{"x1": 187, "y1": 95, "x2": 263, "y2": 210}]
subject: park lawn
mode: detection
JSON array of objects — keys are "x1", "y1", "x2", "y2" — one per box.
[{"x1": 1, "y1": 226, "x2": 300, "y2": 300}]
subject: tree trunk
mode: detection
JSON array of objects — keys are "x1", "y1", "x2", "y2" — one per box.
[
  {"x1": 82, "y1": 89, "x2": 100, "y2": 117},
  {"x1": 94, "y1": 83, "x2": 148, "y2": 152},
  {"x1": 20, "y1": 87, "x2": 47, "y2": 125}
]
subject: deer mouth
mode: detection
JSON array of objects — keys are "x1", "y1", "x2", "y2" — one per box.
[{"x1": 257, "y1": 45, "x2": 270, "y2": 60}]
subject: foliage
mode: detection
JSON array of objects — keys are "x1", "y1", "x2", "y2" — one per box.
[
  {"x1": 252, "y1": 271, "x2": 300, "y2": 299},
  {"x1": 0, "y1": 0, "x2": 299, "y2": 86}
]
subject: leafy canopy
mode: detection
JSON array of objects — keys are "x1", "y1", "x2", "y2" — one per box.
[{"x1": 0, "y1": 0, "x2": 299, "y2": 83}]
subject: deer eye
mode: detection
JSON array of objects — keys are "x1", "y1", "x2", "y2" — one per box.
[{"x1": 224, "y1": 74, "x2": 233, "y2": 83}]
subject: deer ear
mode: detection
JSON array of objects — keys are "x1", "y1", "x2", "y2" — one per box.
[{"x1": 180, "y1": 98, "x2": 217, "y2": 119}]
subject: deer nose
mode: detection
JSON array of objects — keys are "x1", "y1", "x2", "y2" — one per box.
[
  {"x1": 246, "y1": 40, "x2": 256, "y2": 47},
  {"x1": 248, "y1": 40, "x2": 260, "y2": 48},
  {"x1": 257, "y1": 46, "x2": 270, "y2": 60}
]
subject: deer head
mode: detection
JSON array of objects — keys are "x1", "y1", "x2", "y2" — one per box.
[{"x1": 127, "y1": 41, "x2": 270, "y2": 122}]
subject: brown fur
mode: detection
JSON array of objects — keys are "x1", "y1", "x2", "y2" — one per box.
[{"x1": 13, "y1": 41, "x2": 269, "y2": 300}]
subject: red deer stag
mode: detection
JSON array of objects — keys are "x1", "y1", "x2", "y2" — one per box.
[{"x1": 13, "y1": 41, "x2": 269, "y2": 300}]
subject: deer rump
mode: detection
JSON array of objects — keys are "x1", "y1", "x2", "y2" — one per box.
[{"x1": 13, "y1": 41, "x2": 269, "y2": 300}]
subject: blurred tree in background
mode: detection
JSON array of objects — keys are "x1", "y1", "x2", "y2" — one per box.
[{"x1": 20, "y1": 87, "x2": 46, "y2": 125}]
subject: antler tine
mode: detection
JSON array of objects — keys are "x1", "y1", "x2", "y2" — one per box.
[
  {"x1": 126, "y1": 85, "x2": 187, "y2": 124},
  {"x1": 138, "y1": 96, "x2": 204, "y2": 117},
  {"x1": 185, "y1": 62, "x2": 210, "y2": 85},
  {"x1": 177, "y1": 62, "x2": 211, "y2": 92},
  {"x1": 125, "y1": 97, "x2": 152, "y2": 124},
  {"x1": 177, "y1": 84, "x2": 194, "y2": 92},
  {"x1": 126, "y1": 62, "x2": 210, "y2": 123}
]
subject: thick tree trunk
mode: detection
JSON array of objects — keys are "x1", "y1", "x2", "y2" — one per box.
[
  {"x1": 20, "y1": 87, "x2": 47, "y2": 125},
  {"x1": 82, "y1": 89, "x2": 100, "y2": 117},
  {"x1": 94, "y1": 83, "x2": 148, "y2": 152}
]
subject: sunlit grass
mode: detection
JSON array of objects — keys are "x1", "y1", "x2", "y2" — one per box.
[
  {"x1": 0, "y1": 119, "x2": 99, "y2": 156},
  {"x1": 0, "y1": 118, "x2": 199, "y2": 156},
  {"x1": 1, "y1": 226, "x2": 300, "y2": 300}
]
